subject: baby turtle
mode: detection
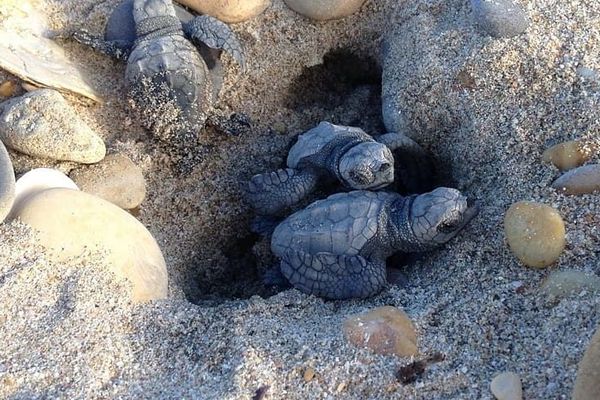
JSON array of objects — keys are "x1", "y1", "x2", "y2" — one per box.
[
  {"x1": 271, "y1": 188, "x2": 479, "y2": 299},
  {"x1": 73, "y1": 0, "x2": 246, "y2": 145},
  {"x1": 247, "y1": 122, "x2": 428, "y2": 216}
]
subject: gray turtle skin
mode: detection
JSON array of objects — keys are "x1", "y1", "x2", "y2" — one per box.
[
  {"x1": 271, "y1": 188, "x2": 479, "y2": 299},
  {"x1": 73, "y1": 0, "x2": 245, "y2": 145},
  {"x1": 247, "y1": 122, "x2": 427, "y2": 216}
]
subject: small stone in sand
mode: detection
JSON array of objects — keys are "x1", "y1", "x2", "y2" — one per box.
[
  {"x1": 0, "y1": 140, "x2": 15, "y2": 223},
  {"x1": 540, "y1": 270, "x2": 600, "y2": 301},
  {"x1": 490, "y1": 371, "x2": 523, "y2": 400},
  {"x1": 0, "y1": 89, "x2": 106, "y2": 163},
  {"x1": 551, "y1": 164, "x2": 600, "y2": 195},
  {"x1": 0, "y1": 80, "x2": 17, "y2": 98},
  {"x1": 542, "y1": 141, "x2": 592, "y2": 171},
  {"x1": 303, "y1": 367, "x2": 315, "y2": 382},
  {"x1": 174, "y1": 0, "x2": 270, "y2": 23},
  {"x1": 573, "y1": 326, "x2": 600, "y2": 400},
  {"x1": 283, "y1": 0, "x2": 367, "y2": 21},
  {"x1": 471, "y1": 0, "x2": 529, "y2": 38},
  {"x1": 14, "y1": 188, "x2": 167, "y2": 302},
  {"x1": 343, "y1": 306, "x2": 417, "y2": 357},
  {"x1": 504, "y1": 201, "x2": 565, "y2": 268},
  {"x1": 70, "y1": 153, "x2": 146, "y2": 210},
  {"x1": 7, "y1": 168, "x2": 78, "y2": 221}
]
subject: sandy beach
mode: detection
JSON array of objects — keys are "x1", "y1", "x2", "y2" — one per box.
[{"x1": 1, "y1": 0, "x2": 599, "y2": 398}]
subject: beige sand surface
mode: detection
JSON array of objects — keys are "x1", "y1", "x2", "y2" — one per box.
[{"x1": 0, "y1": 0, "x2": 599, "y2": 398}]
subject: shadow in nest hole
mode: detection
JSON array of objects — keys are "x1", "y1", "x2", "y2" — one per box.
[
  {"x1": 182, "y1": 47, "x2": 463, "y2": 301},
  {"x1": 285, "y1": 47, "x2": 385, "y2": 132}
]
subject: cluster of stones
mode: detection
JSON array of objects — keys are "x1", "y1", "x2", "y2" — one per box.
[
  {"x1": 501, "y1": 140, "x2": 599, "y2": 400},
  {"x1": 504, "y1": 138, "x2": 599, "y2": 269},
  {"x1": 1, "y1": 0, "x2": 597, "y2": 398},
  {"x1": 174, "y1": 0, "x2": 368, "y2": 22},
  {"x1": 0, "y1": 86, "x2": 165, "y2": 303}
]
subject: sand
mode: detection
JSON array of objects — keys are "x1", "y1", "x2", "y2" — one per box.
[{"x1": 0, "y1": 0, "x2": 599, "y2": 398}]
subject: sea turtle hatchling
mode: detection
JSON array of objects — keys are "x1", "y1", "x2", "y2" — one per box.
[
  {"x1": 72, "y1": 0, "x2": 246, "y2": 145},
  {"x1": 247, "y1": 121, "x2": 429, "y2": 216},
  {"x1": 271, "y1": 188, "x2": 479, "y2": 299}
]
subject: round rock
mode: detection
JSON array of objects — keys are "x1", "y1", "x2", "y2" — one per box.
[
  {"x1": 573, "y1": 326, "x2": 600, "y2": 400},
  {"x1": 14, "y1": 188, "x2": 167, "y2": 302},
  {"x1": 7, "y1": 168, "x2": 78, "y2": 221},
  {"x1": 542, "y1": 141, "x2": 591, "y2": 172},
  {"x1": 0, "y1": 80, "x2": 18, "y2": 98},
  {"x1": 0, "y1": 140, "x2": 16, "y2": 223},
  {"x1": 0, "y1": 89, "x2": 106, "y2": 163},
  {"x1": 471, "y1": 0, "x2": 529, "y2": 38},
  {"x1": 540, "y1": 269, "x2": 600, "y2": 301},
  {"x1": 504, "y1": 201, "x2": 565, "y2": 268},
  {"x1": 490, "y1": 372, "x2": 523, "y2": 400},
  {"x1": 343, "y1": 306, "x2": 418, "y2": 357},
  {"x1": 175, "y1": 0, "x2": 270, "y2": 23},
  {"x1": 283, "y1": 0, "x2": 366, "y2": 21},
  {"x1": 551, "y1": 164, "x2": 600, "y2": 195},
  {"x1": 70, "y1": 153, "x2": 146, "y2": 210}
]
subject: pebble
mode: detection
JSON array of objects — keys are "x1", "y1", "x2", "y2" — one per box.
[
  {"x1": 471, "y1": 0, "x2": 529, "y2": 38},
  {"x1": 0, "y1": 80, "x2": 17, "y2": 98},
  {"x1": 0, "y1": 89, "x2": 106, "y2": 163},
  {"x1": 283, "y1": 0, "x2": 367, "y2": 21},
  {"x1": 303, "y1": 367, "x2": 315, "y2": 382},
  {"x1": 542, "y1": 141, "x2": 591, "y2": 171},
  {"x1": 174, "y1": 0, "x2": 271, "y2": 23},
  {"x1": 0, "y1": 140, "x2": 16, "y2": 223},
  {"x1": 20, "y1": 82, "x2": 39, "y2": 92},
  {"x1": 551, "y1": 164, "x2": 600, "y2": 195},
  {"x1": 490, "y1": 372, "x2": 523, "y2": 400},
  {"x1": 14, "y1": 188, "x2": 167, "y2": 302},
  {"x1": 0, "y1": 3, "x2": 101, "y2": 102},
  {"x1": 6, "y1": 168, "x2": 78, "y2": 221},
  {"x1": 576, "y1": 67, "x2": 600, "y2": 83},
  {"x1": 504, "y1": 201, "x2": 565, "y2": 268},
  {"x1": 573, "y1": 326, "x2": 600, "y2": 400},
  {"x1": 69, "y1": 153, "x2": 146, "y2": 210},
  {"x1": 343, "y1": 306, "x2": 417, "y2": 357},
  {"x1": 540, "y1": 270, "x2": 600, "y2": 301}
]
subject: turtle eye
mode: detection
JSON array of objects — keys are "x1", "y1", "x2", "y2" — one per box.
[
  {"x1": 437, "y1": 217, "x2": 463, "y2": 233},
  {"x1": 378, "y1": 163, "x2": 391, "y2": 173},
  {"x1": 349, "y1": 169, "x2": 372, "y2": 185}
]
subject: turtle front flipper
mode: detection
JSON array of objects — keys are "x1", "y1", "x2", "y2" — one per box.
[
  {"x1": 182, "y1": 15, "x2": 246, "y2": 71},
  {"x1": 280, "y1": 249, "x2": 387, "y2": 300},
  {"x1": 246, "y1": 168, "x2": 320, "y2": 216},
  {"x1": 376, "y1": 132, "x2": 436, "y2": 194},
  {"x1": 73, "y1": 30, "x2": 132, "y2": 60}
]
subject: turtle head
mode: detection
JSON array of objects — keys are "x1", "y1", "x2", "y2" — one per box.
[
  {"x1": 338, "y1": 142, "x2": 395, "y2": 190},
  {"x1": 409, "y1": 187, "x2": 479, "y2": 247},
  {"x1": 133, "y1": 0, "x2": 177, "y2": 23}
]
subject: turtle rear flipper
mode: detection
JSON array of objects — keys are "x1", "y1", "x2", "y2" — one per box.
[
  {"x1": 73, "y1": 30, "x2": 132, "y2": 60},
  {"x1": 246, "y1": 168, "x2": 320, "y2": 216},
  {"x1": 280, "y1": 249, "x2": 387, "y2": 300},
  {"x1": 183, "y1": 15, "x2": 246, "y2": 71}
]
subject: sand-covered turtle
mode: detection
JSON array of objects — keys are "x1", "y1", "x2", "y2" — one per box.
[
  {"x1": 247, "y1": 122, "x2": 429, "y2": 216},
  {"x1": 73, "y1": 0, "x2": 246, "y2": 145},
  {"x1": 271, "y1": 188, "x2": 479, "y2": 299}
]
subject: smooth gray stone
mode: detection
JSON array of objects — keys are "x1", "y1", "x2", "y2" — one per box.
[
  {"x1": 471, "y1": 0, "x2": 529, "y2": 38},
  {"x1": 0, "y1": 140, "x2": 16, "y2": 223}
]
